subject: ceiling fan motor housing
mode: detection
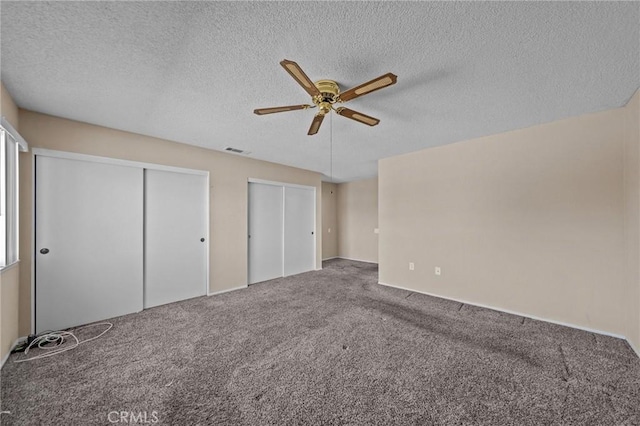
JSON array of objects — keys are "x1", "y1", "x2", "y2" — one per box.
[
  {"x1": 313, "y1": 80, "x2": 340, "y2": 115},
  {"x1": 315, "y1": 79, "x2": 340, "y2": 100}
]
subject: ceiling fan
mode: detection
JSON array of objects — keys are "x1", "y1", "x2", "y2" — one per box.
[{"x1": 254, "y1": 60, "x2": 397, "y2": 135}]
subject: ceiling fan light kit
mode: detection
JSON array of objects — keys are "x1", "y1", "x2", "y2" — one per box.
[{"x1": 254, "y1": 59, "x2": 397, "y2": 135}]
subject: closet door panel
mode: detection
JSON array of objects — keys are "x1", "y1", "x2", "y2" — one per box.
[
  {"x1": 248, "y1": 183, "x2": 284, "y2": 284},
  {"x1": 284, "y1": 186, "x2": 316, "y2": 276},
  {"x1": 35, "y1": 156, "x2": 143, "y2": 333},
  {"x1": 144, "y1": 170, "x2": 208, "y2": 308}
]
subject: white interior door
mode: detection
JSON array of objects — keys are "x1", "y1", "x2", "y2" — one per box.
[
  {"x1": 35, "y1": 156, "x2": 143, "y2": 333},
  {"x1": 144, "y1": 169, "x2": 208, "y2": 308},
  {"x1": 248, "y1": 183, "x2": 284, "y2": 284},
  {"x1": 284, "y1": 186, "x2": 316, "y2": 276}
]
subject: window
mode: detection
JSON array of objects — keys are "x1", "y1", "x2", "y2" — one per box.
[{"x1": 0, "y1": 117, "x2": 28, "y2": 268}]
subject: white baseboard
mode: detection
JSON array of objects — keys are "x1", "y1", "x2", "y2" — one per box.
[
  {"x1": 629, "y1": 340, "x2": 640, "y2": 358},
  {"x1": 322, "y1": 256, "x2": 338, "y2": 261},
  {"x1": 378, "y1": 281, "x2": 628, "y2": 341},
  {"x1": 1, "y1": 336, "x2": 27, "y2": 369},
  {"x1": 335, "y1": 256, "x2": 378, "y2": 264},
  {"x1": 208, "y1": 285, "x2": 247, "y2": 297}
]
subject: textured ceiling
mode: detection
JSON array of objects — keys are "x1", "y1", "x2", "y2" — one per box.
[{"x1": 1, "y1": 1, "x2": 638, "y2": 182}]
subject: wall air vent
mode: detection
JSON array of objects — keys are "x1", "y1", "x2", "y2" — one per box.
[{"x1": 225, "y1": 147, "x2": 250, "y2": 155}]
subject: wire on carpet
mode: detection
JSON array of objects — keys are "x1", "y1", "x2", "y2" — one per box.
[{"x1": 14, "y1": 322, "x2": 113, "y2": 363}]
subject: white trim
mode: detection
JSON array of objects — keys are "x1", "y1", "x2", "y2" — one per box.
[
  {"x1": 208, "y1": 285, "x2": 247, "y2": 296},
  {"x1": 30, "y1": 153, "x2": 36, "y2": 334},
  {"x1": 1, "y1": 336, "x2": 27, "y2": 369},
  {"x1": 1, "y1": 117, "x2": 28, "y2": 152},
  {"x1": 0, "y1": 259, "x2": 19, "y2": 273},
  {"x1": 32, "y1": 149, "x2": 208, "y2": 176},
  {"x1": 281, "y1": 186, "x2": 286, "y2": 278},
  {"x1": 0, "y1": 128, "x2": 20, "y2": 268},
  {"x1": 336, "y1": 256, "x2": 378, "y2": 264},
  {"x1": 204, "y1": 174, "x2": 211, "y2": 299},
  {"x1": 312, "y1": 186, "x2": 317, "y2": 274},
  {"x1": 248, "y1": 177, "x2": 315, "y2": 191},
  {"x1": 377, "y1": 281, "x2": 628, "y2": 340},
  {"x1": 1, "y1": 131, "x2": 6, "y2": 268},
  {"x1": 246, "y1": 185, "x2": 250, "y2": 285},
  {"x1": 629, "y1": 341, "x2": 640, "y2": 359},
  {"x1": 322, "y1": 256, "x2": 339, "y2": 261}
]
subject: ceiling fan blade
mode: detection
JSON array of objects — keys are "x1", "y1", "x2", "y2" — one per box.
[
  {"x1": 308, "y1": 114, "x2": 325, "y2": 135},
  {"x1": 339, "y1": 73, "x2": 397, "y2": 102},
  {"x1": 280, "y1": 59, "x2": 321, "y2": 98},
  {"x1": 335, "y1": 107, "x2": 380, "y2": 126},
  {"x1": 253, "y1": 104, "x2": 311, "y2": 115}
]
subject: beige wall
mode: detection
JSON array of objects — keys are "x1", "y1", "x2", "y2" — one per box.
[
  {"x1": 624, "y1": 90, "x2": 640, "y2": 352},
  {"x1": 1, "y1": 265, "x2": 20, "y2": 361},
  {"x1": 1, "y1": 82, "x2": 19, "y2": 130},
  {"x1": 380, "y1": 106, "x2": 630, "y2": 337},
  {"x1": 6, "y1": 82, "x2": 639, "y2": 355},
  {"x1": 17, "y1": 110, "x2": 323, "y2": 336},
  {"x1": 1, "y1": 81, "x2": 21, "y2": 362},
  {"x1": 337, "y1": 177, "x2": 378, "y2": 263},
  {"x1": 322, "y1": 182, "x2": 338, "y2": 260}
]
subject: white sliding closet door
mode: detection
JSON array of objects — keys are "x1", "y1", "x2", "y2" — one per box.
[
  {"x1": 248, "y1": 181, "x2": 316, "y2": 284},
  {"x1": 35, "y1": 156, "x2": 143, "y2": 333},
  {"x1": 284, "y1": 187, "x2": 316, "y2": 276},
  {"x1": 248, "y1": 183, "x2": 284, "y2": 284},
  {"x1": 144, "y1": 169, "x2": 208, "y2": 308}
]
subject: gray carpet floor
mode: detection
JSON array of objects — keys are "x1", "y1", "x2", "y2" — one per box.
[{"x1": 1, "y1": 259, "x2": 639, "y2": 425}]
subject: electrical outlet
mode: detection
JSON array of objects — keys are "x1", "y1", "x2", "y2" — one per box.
[
  {"x1": 328, "y1": 228, "x2": 331, "y2": 233},
  {"x1": 409, "y1": 262, "x2": 414, "y2": 271},
  {"x1": 435, "y1": 266, "x2": 441, "y2": 276},
  {"x1": 374, "y1": 228, "x2": 379, "y2": 234}
]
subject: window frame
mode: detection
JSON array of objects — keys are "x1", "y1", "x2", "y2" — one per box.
[{"x1": 0, "y1": 116, "x2": 28, "y2": 270}]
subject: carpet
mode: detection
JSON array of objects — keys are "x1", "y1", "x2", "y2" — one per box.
[{"x1": 1, "y1": 259, "x2": 639, "y2": 425}]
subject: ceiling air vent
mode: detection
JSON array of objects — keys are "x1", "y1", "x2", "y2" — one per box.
[{"x1": 225, "y1": 147, "x2": 250, "y2": 155}]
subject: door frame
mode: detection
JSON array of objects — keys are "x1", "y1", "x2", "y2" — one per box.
[
  {"x1": 247, "y1": 178, "x2": 317, "y2": 285},
  {"x1": 31, "y1": 148, "x2": 210, "y2": 334}
]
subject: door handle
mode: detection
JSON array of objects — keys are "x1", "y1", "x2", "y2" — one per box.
[{"x1": 40, "y1": 248, "x2": 50, "y2": 255}]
